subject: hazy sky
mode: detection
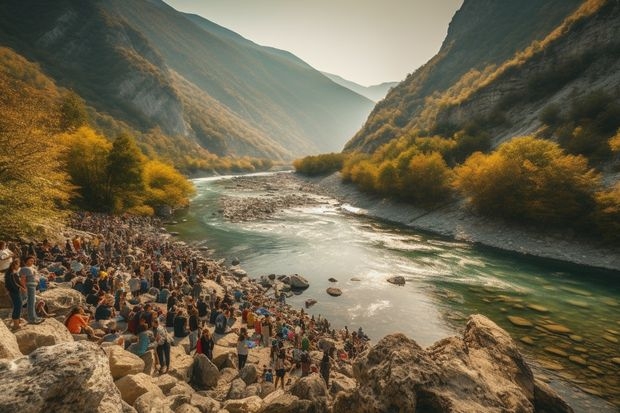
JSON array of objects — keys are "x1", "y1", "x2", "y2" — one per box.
[{"x1": 164, "y1": 0, "x2": 463, "y2": 86}]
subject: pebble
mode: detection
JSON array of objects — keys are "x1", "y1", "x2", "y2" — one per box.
[
  {"x1": 573, "y1": 346, "x2": 588, "y2": 353},
  {"x1": 544, "y1": 346, "x2": 568, "y2": 357},
  {"x1": 520, "y1": 336, "x2": 535, "y2": 345},
  {"x1": 539, "y1": 359, "x2": 564, "y2": 371},
  {"x1": 612, "y1": 357, "x2": 620, "y2": 365},
  {"x1": 588, "y1": 366, "x2": 603, "y2": 374},
  {"x1": 350, "y1": 277, "x2": 361, "y2": 281},
  {"x1": 568, "y1": 355, "x2": 587, "y2": 366},
  {"x1": 541, "y1": 323, "x2": 572, "y2": 335},
  {"x1": 507, "y1": 316, "x2": 533, "y2": 327},
  {"x1": 569, "y1": 335, "x2": 584, "y2": 342},
  {"x1": 565, "y1": 299, "x2": 589, "y2": 308},
  {"x1": 527, "y1": 304, "x2": 549, "y2": 313},
  {"x1": 326, "y1": 287, "x2": 342, "y2": 297},
  {"x1": 602, "y1": 334, "x2": 619, "y2": 344}
]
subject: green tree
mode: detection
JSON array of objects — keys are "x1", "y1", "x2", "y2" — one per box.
[
  {"x1": 59, "y1": 91, "x2": 88, "y2": 131},
  {"x1": 106, "y1": 133, "x2": 145, "y2": 212}
]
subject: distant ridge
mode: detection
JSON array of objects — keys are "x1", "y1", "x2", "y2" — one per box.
[{"x1": 322, "y1": 72, "x2": 398, "y2": 102}]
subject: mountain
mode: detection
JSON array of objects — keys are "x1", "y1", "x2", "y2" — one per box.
[
  {"x1": 344, "y1": 0, "x2": 587, "y2": 153},
  {"x1": 0, "y1": 0, "x2": 374, "y2": 160},
  {"x1": 321, "y1": 72, "x2": 398, "y2": 102}
]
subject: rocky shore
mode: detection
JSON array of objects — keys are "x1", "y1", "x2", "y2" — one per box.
[{"x1": 0, "y1": 213, "x2": 576, "y2": 413}]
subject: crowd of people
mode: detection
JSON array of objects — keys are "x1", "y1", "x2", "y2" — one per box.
[{"x1": 2, "y1": 213, "x2": 370, "y2": 390}]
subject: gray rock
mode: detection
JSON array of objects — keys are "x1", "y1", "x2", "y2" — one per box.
[
  {"x1": 239, "y1": 363, "x2": 259, "y2": 385},
  {"x1": 326, "y1": 287, "x2": 342, "y2": 297},
  {"x1": 0, "y1": 319, "x2": 22, "y2": 359},
  {"x1": 387, "y1": 275, "x2": 405, "y2": 286},
  {"x1": 227, "y1": 377, "x2": 247, "y2": 400},
  {"x1": 0, "y1": 341, "x2": 125, "y2": 413},
  {"x1": 191, "y1": 354, "x2": 221, "y2": 390}
]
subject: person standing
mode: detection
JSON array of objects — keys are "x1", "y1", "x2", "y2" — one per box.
[
  {"x1": 196, "y1": 328, "x2": 214, "y2": 360},
  {"x1": 274, "y1": 348, "x2": 286, "y2": 389},
  {"x1": 237, "y1": 328, "x2": 249, "y2": 370},
  {"x1": 19, "y1": 255, "x2": 42, "y2": 324},
  {"x1": 320, "y1": 347, "x2": 334, "y2": 386},
  {"x1": 153, "y1": 318, "x2": 171, "y2": 374},
  {"x1": 5, "y1": 258, "x2": 25, "y2": 330}
]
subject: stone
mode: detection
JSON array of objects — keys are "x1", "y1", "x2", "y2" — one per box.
[
  {"x1": 260, "y1": 381, "x2": 276, "y2": 398},
  {"x1": 350, "y1": 277, "x2": 361, "y2": 281},
  {"x1": 167, "y1": 393, "x2": 192, "y2": 410},
  {"x1": 104, "y1": 345, "x2": 146, "y2": 380},
  {"x1": 520, "y1": 336, "x2": 535, "y2": 345},
  {"x1": 289, "y1": 274, "x2": 309, "y2": 289},
  {"x1": 191, "y1": 354, "x2": 221, "y2": 390},
  {"x1": 533, "y1": 378, "x2": 573, "y2": 413},
  {"x1": 568, "y1": 355, "x2": 587, "y2": 366},
  {"x1": 227, "y1": 377, "x2": 247, "y2": 400},
  {"x1": 239, "y1": 363, "x2": 259, "y2": 385},
  {"x1": 329, "y1": 372, "x2": 356, "y2": 395},
  {"x1": 244, "y1": 383, "x2": 261, "y2": 398},
  {"x1": 326, "y1": 287, "x2": 342, "y2": 297},
  {"x1": 231, "y1": 257, "x2": 240, "y2": 266},
  {"x1": 212, "y1": 350, "x2": 237, "y2": 370},
  {"x1": 141, "y1": 349, "x2": 157, "y2": 375},
  {"x1": 507, "y1": 316, "x2": 533, "y2": 327},
  {"x1": 134, "y1": 393, "x2": 172, "y2": 413},
  {"x1": 190, "y1": 393, "x2": 221, "y2": 413},
  {"x1": 332, "y1": 314, "x2": 572, "y2": 413},
  {"x1": 155, "y1": 374, "x2": 179, "y2": 394},
  {"x1": 541, "y1": 323, "x2": 572, "y2": 335},
  {"x1": 0, "y1": 341, "x2": 125, "y2": 413},
  {"x1": 569, "y1": 335, "x2": 584, "y2": 342},
  {"x1": 174, "y1": 404, "x2": 201, "y2": 413},
  {"x1": 526, "y1": 304, "x2": 549, "y2": 313},
  {"x1": 257, "y1": 390, "x2": 309, "y2": 413},
  {"x1": 544, "y1": 347, "x2": 568, "y2": 357},
  {"x1": 169, "y1": 381, "x2": 196, "y2": 397},
  {"x1": 14, "y1": 318, "x2": 74, "y2": 354},
  {"x1": 602, "y1": 334, "x2": 619, "y2": 343},
  {"x1": 328, "y1": 278, "x2": 337, "y2": 282},
  {"x1": 611, "y1": 357, "x2": 620, "y2": 365},
  {"x1": 386, "y1": 275, "x2": 405, "y2": 286},
  {"x1": 565, "y1": 299, "x2": 589, "y2": 308},
  {"x1": 169, "y1": 344, "x2": 194, "y2": 382},
  {"x1": 223, "y1": 395, "x2": 263, "y2": 413},
  {"x1": 115, "y1": 372, "x2": 165, "y2": 406},
  {"x1": 290, "y1": 374, "x2": 328, "y2": 410},
  {"x1": 0, "y1": 319, "x2": 22, "y2": 359},
  {"x1": 39, "y1": 287, "x2": 84, "y2": 315}
]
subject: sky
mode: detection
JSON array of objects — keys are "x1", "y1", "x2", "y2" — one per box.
[{"x1": 164, "y1": 0, "x2": 463, "y2": 87}]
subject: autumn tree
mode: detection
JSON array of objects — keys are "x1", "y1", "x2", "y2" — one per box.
[
  {"x1": 143, "y1": 160, "x2": 195, "y2": 214},
  {"x1": 106, "y1": 132, "x2": 145, "y2": 213}
]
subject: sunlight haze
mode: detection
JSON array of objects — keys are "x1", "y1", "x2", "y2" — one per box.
[{"x1": 164, "y1": 0, "x2": 463, "y2": 86}]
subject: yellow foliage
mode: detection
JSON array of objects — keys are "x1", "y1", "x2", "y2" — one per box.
[
  {"x1": 143, "y1": 160, "x2": 196, "y2": 209},
  {"x1": 609, "y1": 129, "x2": 620, "y2": 153}
]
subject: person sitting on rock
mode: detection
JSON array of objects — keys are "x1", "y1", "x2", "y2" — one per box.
[
  {"x1": 128, "y1": 320, "x2": 152, "y2": 356},
  {"x1": 65, "y1": 306, "x2": 101, "y2": 340},
  {"x1": 173, "y1": 308, "x2": 190, "y2": 338},
  {"x1": 94, "y1": 294, "x2": 115, "y2": 322}
]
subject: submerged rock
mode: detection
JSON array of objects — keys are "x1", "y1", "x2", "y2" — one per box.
[
  {"x1": 326, "y1": 287, "x2": 342, "y2": 297},
  {"x1": 507, "y1": 316, "x2": 534, "y2": 327},
  {"x1": 387, "y1": 275, "x2": 405, "y2": 286}
]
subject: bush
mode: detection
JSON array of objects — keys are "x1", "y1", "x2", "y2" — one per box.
[{"x1": 293, "y1": 153, "x2": 346, "y2": 176}]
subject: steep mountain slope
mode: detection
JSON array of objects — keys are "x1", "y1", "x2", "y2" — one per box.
[
  {"x1": 345, "y1": 0, "x2": 583, "y2": 153},
  {"x1": 0, "y1": 0, "x2": 373, "y2": 160},
  {"x1": 321, "y1": 72, "x2": 398, "y2": 102}
]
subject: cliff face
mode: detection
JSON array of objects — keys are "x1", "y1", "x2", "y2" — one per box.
[
  {"x1": 435, "y1": 0, "x2": 620, "y2": 145},
  {"x1": 344, "y1": 0, "x2": 583, "y2": 153}
]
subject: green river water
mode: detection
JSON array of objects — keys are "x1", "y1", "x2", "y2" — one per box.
[{"x1": 172, "y1": 174, "x2": 620, "y2": 412}]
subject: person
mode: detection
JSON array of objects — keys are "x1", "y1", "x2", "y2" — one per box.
[
  {"x1": 196, "y1": 296, "x2": 209, "y2": 326},
  {"x1": 19, "y1": 255, "x2": 42, "y2": 324},
  {"x1": 94, "y1": 294, "x2": 115, "y2": 321},
  {"x1": 262, "y1": 316, "x2": 272, "y2": 347},
  {"x1": 153, "y1": 318, "x2": 170, "y2": 373},
  {"x1": 274, "y1": 348, "x2": 286, "y2": 389},
  {"x1": 300, "y1": 351, "x2": 311, "y2": 378},
  {"x1": 65, "y1": 306, "x2": 100, "y2": 339},
  {"x1": 263, "y1": 366, "x2": 273, "y2": 383},
  {"x1": 5, "y1": 258, "x2": 25, "y2": 330},
  {"x1": 320, "y1": 347, "x2": 334, "y2": 386},
  {"x1": 188, "y1": 306, "x2": 200, "y2": 352},
  {"x1": 196, "y1": 327, "x2": 214, "y2": 360},
  {"x1": 173, "y1": 309, "x2": 190, "y2": 338},
  {"x1": 101, "y1": 321, "x2": 125, "y2": 346},
  {"x1": 237, "y1": 328, "x2": 249, "y2": 370},
  {"x1": 0, "y1": 241, "x2": 14, "y2": 272},
  {"x1": 214, "y1": 309, "x2": 227, "y2": 334},
  {"x1": 128, "y1": 321, "x2": 152, "y2": 356}
]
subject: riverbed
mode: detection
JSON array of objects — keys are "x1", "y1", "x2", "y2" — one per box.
[{"x1": 171, "y1": 172, "x2": 620, "y2": 412}]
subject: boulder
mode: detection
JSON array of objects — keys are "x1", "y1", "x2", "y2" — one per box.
[
  {"x1": 227, "y1": 377, "x2": 247, "y2": 400},
  {"x1": 239, "y1": 363, "x2": 259, "y2": 385},
  {"x1": 326, "y1": 287, "x2": 342, "y2": 297},
  {"x1": 133, "y1": 393, "x2": 172, "y2": 413},
  {"x1": 174, "y1": 404, "x2": 201, "y2": 413},
  {"x1": 257, "y1": 390, "x2": 312, "y2": 413},
  {"x1": 223, "y1": 395, "x2": 263, "y2": 413},
  {"x1": 155, "y1": 374, "x2": 179, "y2": 394},
  {"x1": 191, "y1": 354, "x2": 220, "y2": 390},
  {"x1": 167, "y1": 393, "x2": 192, "y2": 410},
  {"x1": 332, "y1": 314, "x2": 573, "y2": 413},
  {"x1": 169, "y1": 344, "x2": 194, "y2": 382},
  {"x1": 141, "y1": 349, "x2": 157, "y2": 375},
  {"x1": 104, "y1": 345, "x2": 146, "y2": 380},
  {"x1": 212, "y1": 350, "x2": 237, "y2": 370},
  {"x1": 169, "y1": 381, "x2": 196, "y2": 397},
  {"x1": 290, "y1": 374, "x2": 328, "y2": 411},
  {"x1": 387, "y1": 275, "x2": 405, "y2": 286},
  {"x1": 260, "y1": 381, "x2": 276, "y2": 398},
  {"x1": 115, "y1": 372, "x2": 165, "y2": 406},
  {"x1": 189, "y1": 393, "x2": 220, "y2": 413},
  {"x1": 0, "y1": 341, "x2": 125, "y2": 413},
  {"x1": 289, "y1": 274, "x2": 309, "y2": 289},
  {"x1": 329, "y1": 371, "x2": 356, "y2": 395},
  {"x1": 328, "y1": 277, "x2": 338, "y2": 283},
  {"x1": 39, "y1": 286, "x2": 84, "y2": 315},
  {"x1": 14, "y1": 318, "x2": 73, "y2": 354},
  {"x1": 0, "y1": 320, "x2": 22, "y2": 359},
  {"x1": 244, "y1": 383, "x2": 261, "y2": 398}
]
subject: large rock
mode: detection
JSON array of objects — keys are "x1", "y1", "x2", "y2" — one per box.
[
  {"x1": 133, "y1": 393, "x2": 172, "y2": 413},
  {"x1": 169, "y1": 344, "x2": 194, "y2": 382},
  {"x1": 289, "y1": 274, "x2": 309, "y2": 289},
  {"x1": 290, "y1": 374, "x2": 328, "y2": 412},
  {"x1": 223, "y1": 395, "x2": 263, "y2": 413},
  {"x1": 239, "y1": 363, "x2": 259, "y2": 385},
  {"x1": 0, "y1": 341, "x2": 126, "y2": 413},
  {"x1": 39, "y1": 286, "x2": 84, "y2": 315},
  {"x1": 387, "y1": 275, "x2": 405, "y2": 286},
  {"x1": 227, "y1": 377, "x2": 247, "y2": 400},
  {"x1": 141, "y1": 349, "x2": 157, "y2": 375},
  {"x1": 14, "y1": 318, "x2": 73, "y2": 354},
  {"x1": 191, "y1": 354, "x2": 220, "y2": 389},
  {"x1": 257, "y1": 390, "x2": 313, "y2": 413},
  {"x1": 190, "y1": 393, "x2": 221, "y2": 413},
  {"x1": 115, "y1": 372, "x2": 165, "y2": 406},
  {"x1": 104, "y1": 345, "x2": 146, "y2": 380},
  {"x1": 333, "y1": 314, "x2": 573, "y2": 413},
  {"x1": 0, "y1": 320, "x2": 22, "y2": 359}
]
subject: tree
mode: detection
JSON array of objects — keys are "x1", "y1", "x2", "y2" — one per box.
[
  {"x1": 106, "y1": 133, "x2": 145, "y2": 212},
  {"x1": 59, "y1": 91, "x2": 88, "y2": 132},
  {"x1": 143, "y1": 160, "x2": 195, "y2": 213},
  {"x1": 60, "y1": 126, "x2": 112, "y2": 210},
  {"x1": 400, "y1": 152, "x2": 453, "y2": 205}
]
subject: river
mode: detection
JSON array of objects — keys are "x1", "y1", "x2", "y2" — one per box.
[{"x1": 171, "y1": 173, "x2": 620, "y2": 412}]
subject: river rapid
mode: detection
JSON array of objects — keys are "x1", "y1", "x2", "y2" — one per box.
[{"x1": 172, "y1": 172, "x2": 620, "y2": 412}]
